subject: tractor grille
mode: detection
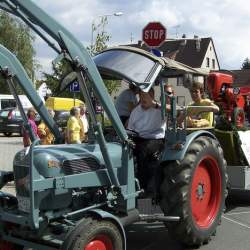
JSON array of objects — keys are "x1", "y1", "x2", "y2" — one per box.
[{"x1": 62, "y1": 157, "x2": 103, "y2": 175}]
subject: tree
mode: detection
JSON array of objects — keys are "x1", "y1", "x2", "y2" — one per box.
[
  {"x1": 241, "y1": 57, "x2": 250, "y2": 69},
  {"x1": 41, "y1": 17, "x2": 120, "y2": 96},
  {"x1": 0, "y1": 11, "x2": 36, "y2": 94},
  {"x1": 90, "y1": 16, "x2": 111, "y2": 56},
  {"x1": 40, "y1": 60, "x2": 76, "y2": 98},
  {"x1": 89, "y1": 17, "x2": 120, "y2": 95}
]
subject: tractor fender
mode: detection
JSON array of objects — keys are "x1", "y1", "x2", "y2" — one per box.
[
  {"x1": 89, "y1": 209, "x2": 127, "y2": 250},
  {"x1": 161, "y1": 130, "x2": 217, "y2": 162}
]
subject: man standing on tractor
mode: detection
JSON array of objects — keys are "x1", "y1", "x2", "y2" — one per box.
[
  {"x1": 164, "y1": 83, "x2": 174, "y2": 112},
  {"x1": 127, "y1": 88, "x2": 166, "y2": 195},
  {"x1": 115, "y1": 83, "x2": 139, "y2": 125}
]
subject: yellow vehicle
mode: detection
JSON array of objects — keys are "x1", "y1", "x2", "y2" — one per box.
[{"x1": 45, "y1": 97, "x2": 84, "y2": 111}]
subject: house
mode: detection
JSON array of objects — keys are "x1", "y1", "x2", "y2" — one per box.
[
  {"x1": 124, "y1": 36, "x2": 220, "y2": 105},
  {"x1": 231, "y1": 69, "x2": 250, "y2": 87}
]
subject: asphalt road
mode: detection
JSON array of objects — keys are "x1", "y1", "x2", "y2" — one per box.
[
  {"x1": 0, "y1": 134, "x2": 23, "y2": 172},
  {"x1": 1, "y1": 135, "x2": 250, "y2": 250},
  {"x1": 126, "y1": 194, "x2": 250, "y2": 250}
]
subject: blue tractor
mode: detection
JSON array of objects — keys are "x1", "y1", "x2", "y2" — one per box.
[{"x1": 0, "y1": 1, "x2": 227, "y2": 249}]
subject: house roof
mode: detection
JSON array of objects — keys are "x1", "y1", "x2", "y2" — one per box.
[
  {"x1": 231, "y1": 69, "x2": 250, "y2": 86},
  {"x1": 128, "y1": 37, "x2": 219, "y2": 69}
]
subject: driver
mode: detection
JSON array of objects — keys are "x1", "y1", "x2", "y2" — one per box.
[{"x1": 127, "y1": 88, "x2": 166, "y2": 195}]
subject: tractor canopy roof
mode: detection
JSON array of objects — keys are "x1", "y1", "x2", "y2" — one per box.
[{"x1": 94, "y1": 46, "x2": 207, "y2": 92}]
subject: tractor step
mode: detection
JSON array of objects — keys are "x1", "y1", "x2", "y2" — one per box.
[
  {"x1": 137, "y1": 198, "x2": 180, "y2": 223},
  {"x1": 139, "y1": 214, "x2": 180, "y2": 223}
]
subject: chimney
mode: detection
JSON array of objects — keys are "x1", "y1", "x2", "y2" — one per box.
[
  {"x1": 194, "y1": 35, "x2": 201, "y2": 52},
  {"x1": 180, "y1": 39, "x2": 187, "y2": 46}
]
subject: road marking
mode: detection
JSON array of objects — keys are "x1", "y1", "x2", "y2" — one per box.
[
  {"x1": 226, "y1": 211, "x2": 250, "y2": 216},
  {"x1": 223, "y1": 215, "x2": 250, "y2": 229}
]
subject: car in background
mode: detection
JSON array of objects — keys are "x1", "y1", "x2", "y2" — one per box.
[
  {"x1": 0, "y1": 108, "x2": 24, "y2": 136},
  {"x1": 0, "y1": 108, "x2": 71, "y2": 137}
]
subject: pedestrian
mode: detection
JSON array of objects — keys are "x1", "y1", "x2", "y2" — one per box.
[
  {"x1": 164, "y1": 83, "x2": 174, "y2": 112},
  {"x1": 66, "y1": 107, "x2": 83, "y2": 144},
  {"x1": 115, "y1": 83, "x2": 139, "y2": 125},
  {"x1": 22, "y1": 107, "x2": 38, "y2": 147},
  {"x1": 37, "y1": 109, "x2": 55, "y2": 145},
  {"x1": 127, "y1": 88, "x2": 166, "y2": 195},
  {"x1": 79, "y1": 104, "x2": 89, "y2": 134}
]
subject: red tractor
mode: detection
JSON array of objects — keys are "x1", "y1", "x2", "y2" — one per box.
[{"x1": 207, "y1": 72, "x2": 250, "y2": 128}]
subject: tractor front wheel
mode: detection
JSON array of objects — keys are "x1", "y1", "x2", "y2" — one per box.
[
  {"x1": 160, "y1": 136, "x2": 227, "y2": 246},
  {"x1": 62, "y1": 217, "x2": 123, "y2": 250}
]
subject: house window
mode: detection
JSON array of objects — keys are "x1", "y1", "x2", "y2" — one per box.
[
  {"x1": 206, "y1": 57, "x2": 210, "y2": 68},
  {"x1": 177, "y1": 96, "x2": 185, "y2": 106},
  {"x1": 177, "y1": 77, "x2": 183, "y2": 86},
  {"x1": 212, "y1": 59, "x2": 215, "y2": 69}
]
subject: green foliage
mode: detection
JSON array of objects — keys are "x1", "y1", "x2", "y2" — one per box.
[
  {"x1": 90, "y1": 17, "x2": 119, "y2": 95},
  {"x1": 39, "y1": 60, "x2": 78, "y2": 98},
  {"x1": 241, "y1": 57, "x2": 250, "y2": 69},
  {"x1": 42, "y1": 16, "x2": 119, "y2": 96},
  {"x1": 89, "y1": 16, "x2": 111, "y2": 56},
  {"x1": 0, "y1": 11, "x2": 36, "y2": 94}
]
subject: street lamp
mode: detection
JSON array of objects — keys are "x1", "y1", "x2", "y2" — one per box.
[{"x1": 91, "y1": 11, "x2": 123, "y2": 54}]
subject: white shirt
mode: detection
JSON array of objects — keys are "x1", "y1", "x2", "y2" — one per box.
[
  {"x1": 128, "y1": 105, "x2": 166, "y2": 139},
  {"x1": 115, "y1": 89, "x2": 138, "y2": 117},
  {"x1": 80, "y1": 114, "x2": 89, "y2": 133}
]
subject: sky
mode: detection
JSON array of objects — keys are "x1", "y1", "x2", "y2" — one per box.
[{"x1": 34, "y1": 0, "x2": 250, "y2": 78}]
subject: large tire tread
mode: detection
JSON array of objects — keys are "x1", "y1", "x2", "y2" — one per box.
[
  {"x1": 160, "y1": 136, "x2": 228, "y2": 246},
  {"x1": 62, "y1": 217, "x2": 123, "y2": 250}
]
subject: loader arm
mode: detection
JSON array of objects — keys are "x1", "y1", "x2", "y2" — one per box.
[
  {"x1": 0, "y1": 44, "x2": 62, "y2": 142},
  {"x1": 0, "y1": 0, "x2": 126, "y2": 188},
  {"x1": 0, "y1": 0, "x2": 127, "y2": 142}
]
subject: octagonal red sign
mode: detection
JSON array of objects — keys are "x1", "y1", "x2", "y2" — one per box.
[{"x1": 142, "y1": 22, "x2": 166, "y2": 47}]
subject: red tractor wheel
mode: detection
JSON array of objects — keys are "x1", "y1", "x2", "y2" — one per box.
[
  {"x1": 61, "y1": 218, "x2": 123, "y2": 250},
  {"x1": 160, "y1": 136, "x2": 227, "y2": 246},
  {"x1": 191, "y1": 156, "x2": 222, "y2": 228}
]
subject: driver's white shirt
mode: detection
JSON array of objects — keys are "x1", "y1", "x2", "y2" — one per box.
[{"x1": 128, "y1": 105, "x2": 166, "y2": 139}]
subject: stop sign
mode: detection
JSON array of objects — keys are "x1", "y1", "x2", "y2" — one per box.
[{"x1": 142, "y1": 22, "x2": 166, "y2": 47}]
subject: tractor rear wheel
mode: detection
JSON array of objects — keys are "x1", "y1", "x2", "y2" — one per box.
[
  {"x1": 160, "y1": 136, "x2": 227, "y2": 246},
  {"x1": 62, "y1": 217, "x2": 123, "y2": 250}
]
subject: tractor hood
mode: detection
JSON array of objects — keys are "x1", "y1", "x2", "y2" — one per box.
[
  {"x1": 94, "y1": 46, "x2": 207, "y2": 91},
  {"x1": 14, "y1": 143, "x2": 122, "y2": 178}
]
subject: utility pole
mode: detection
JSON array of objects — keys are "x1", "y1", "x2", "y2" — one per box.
[{"x1": 130, "y1": 32, "x2": 133, "y2": 43}]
